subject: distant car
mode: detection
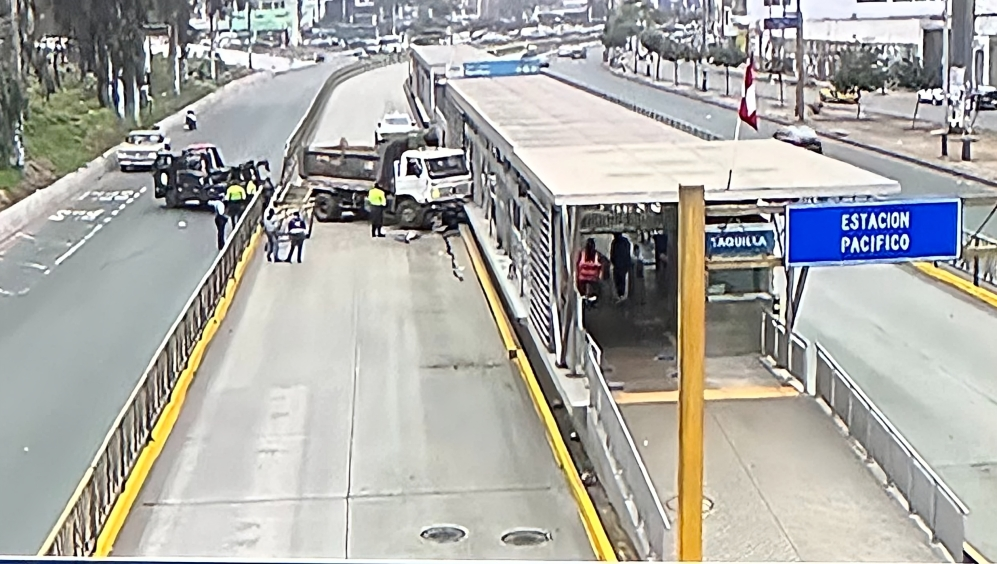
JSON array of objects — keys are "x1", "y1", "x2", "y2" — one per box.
[
  {"x1": 556, "y1": 45, "x2": 574, "y2": 57},
  {"x1": 117, "y1": 130, "x2": 170, "y2": 172},
  {"x1": 374, "y1": 112, "x2": 417, "y2": 145},
  {"x1": 917, "y1": 87, "x2": 957, "y2": 106},
  {"x1": 314, "y1": 52, "x2": 326, "y2": 62},
  {"x1": 977, "y1": 85, "x2": 997, "y2": 111},
  {"x1": 773, "y1": 125, "x2": 822, "y2": 154},
  {"x1": 570, "y1": 46, "x2": 587, "y2": 60}
]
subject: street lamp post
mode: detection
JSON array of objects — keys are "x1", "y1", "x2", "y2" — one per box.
[{"x1": 794, "y1": 0, "x2": 805, "y2": 121}]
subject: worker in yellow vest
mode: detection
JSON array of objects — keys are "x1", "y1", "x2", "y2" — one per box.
[
  {"x1": 224, "y1": 177, "x2": 247, "y2": 228},
  {"x1": 367, "y1": 184, "x2": 387, "y2": 238}
]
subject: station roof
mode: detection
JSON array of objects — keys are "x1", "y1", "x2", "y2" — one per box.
[
  {"x1": 446, "y1": 74, "x2": 901, "y2": 206},
  {"x1": 411, "y1": 44, "x2": 494, "y2": 71}
]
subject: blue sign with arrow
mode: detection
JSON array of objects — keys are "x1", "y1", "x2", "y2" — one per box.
[
  {"x1": 785, "y1": 198, "x2": 962, "y2": 267},
  {"x1": 461, "y1": 57, "x2": 543, "y2": 78},
  {"x1": 763, "y1": 14, "x2": 800, "y2": 30}
]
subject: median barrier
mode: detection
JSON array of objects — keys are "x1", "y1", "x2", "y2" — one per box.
[{"x1": 36, "y1": 55, "x2": 395, "y2": 557}]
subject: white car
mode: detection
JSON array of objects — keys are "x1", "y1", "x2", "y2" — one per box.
[
  {"x1": 117, "y1": 130, "x2": 170, "y2": 172},
  {"x1": 917, "y1": 87, "x2": 960, "y2": 106},
  {"x1": 375, "y1": 112, "x2": 417, "y2": 145}
]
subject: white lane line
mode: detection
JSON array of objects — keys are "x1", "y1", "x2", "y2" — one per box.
[
  {"x1": 54, "y1": 224, "x2": 103, "y2": 266},
  {"x1": 21, "y1": 262, "x2": 47, "y2": 272}
]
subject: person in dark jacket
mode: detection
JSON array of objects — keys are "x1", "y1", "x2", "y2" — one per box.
[
  {"x1": 610, "y1": 232, "x2": 632, "y2": 301},
  {"x1": 283, "y1": 211, "x2": 308, "y2": 263}
]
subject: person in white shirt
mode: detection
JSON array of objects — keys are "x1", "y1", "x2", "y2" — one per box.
[{"x1": 209, "y1": 199, "x2": 227, "y2": 250}]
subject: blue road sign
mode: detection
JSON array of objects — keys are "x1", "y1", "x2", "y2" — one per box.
[
  {"x1": 785, "y1": 198, "x2": 962, "y2": 267},
  {"x1": 763, "y1": 15, "x2": 800, "y2": 30},
  {"x1": 461, "y1": 57, "x2": 542, "y2": 78},
  {"x1": 706, "y1": 224, "x2": 777, "y2": 258}
]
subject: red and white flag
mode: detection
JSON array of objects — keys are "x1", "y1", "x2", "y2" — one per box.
[{"x1": 738, "y1": 56, "x2": 758, "y2": 130}]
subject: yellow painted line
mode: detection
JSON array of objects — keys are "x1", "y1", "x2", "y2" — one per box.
[
  {"x1": 460, "y1": 226, "x2": 618, "y2": 562},
  {"x1": 93, "y1": 228, "x2": 263, "y2": 557},
  {"x1": 614, "y1": 385, "x2": 800, "y2": 405},
  {"x1": 912, "y1": 262, "x2": 997, "y2": 309},
  {"x1": 966, "y1": 542, "x2": 991, "y2": 564}
]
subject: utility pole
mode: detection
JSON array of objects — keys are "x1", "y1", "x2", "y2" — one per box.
[
  {"x1": 246, "y1": 0, "x2": 253, "y2": 71},
  {"x1": 701, "y1": 0, "x2": 708, "y2": 54},
  {"x1": 677, "y1": 183, "x2": 706, "y2": 562},
  {"x1": 942, "y1": 0, "x2": 951, "y2": 132},
  {"x1": 794, "y1": 0, "x2": 805, "y2": 121}
]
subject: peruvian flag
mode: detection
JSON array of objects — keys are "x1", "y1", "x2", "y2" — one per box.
[{"x1": 738, "y1": 56, "x2": 758, "y2": 130}]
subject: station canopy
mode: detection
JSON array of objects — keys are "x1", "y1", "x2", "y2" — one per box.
[{"x1": 448, "y1": 74, "x2": 901, "y2": 207}]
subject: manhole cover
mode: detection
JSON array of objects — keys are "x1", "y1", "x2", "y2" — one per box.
[
  {"x1": 665, "y1": 495, "x2": 715, "y2": 517},
  {"x1": 500, "y1": 528, "x2": 552, "y2": 546},
  {"x1": 420, "y1": 525, "x2": 467, "y2": 543}
]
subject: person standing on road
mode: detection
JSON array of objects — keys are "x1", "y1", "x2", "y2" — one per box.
[
  {"x1": 225, "y1": 175, "x2": 247, "y2": 228},
  {"x1": 283, "y1": 211, "x2": 308, "y2": 263},
  {"x1": 209, "y1": 198, "x2": 228, "y2": 251},
  {"x1": 262, "y1": 208, "x2": 281, "y2": 262},
  {"x1": 367, "y1": 184, "x2": 387, "y2": 238}
]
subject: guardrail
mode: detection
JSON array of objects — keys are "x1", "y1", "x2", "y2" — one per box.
[
  {"x1": 580, "y1": 332, "x2": 671, "y2": 560},
  {"x1": 939, "y1": 229, "x2": 997, "y2": 288},
  {"x1": 813, "y1": 344, "x2": 969, "y2": 560},
  {"x1": 760, "y1": 312, "x2": 968, "y2": 560},
  {"x1": 36, "y1": 56, "x2": 392, "y2": 558}
]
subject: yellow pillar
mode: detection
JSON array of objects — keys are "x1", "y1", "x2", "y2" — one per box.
[{"x1": 677, "y1": 184, "x2": 706, "y2": 561}]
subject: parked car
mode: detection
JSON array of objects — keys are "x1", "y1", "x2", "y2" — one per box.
[
  {"x1": 117, "y1": 130, "x2": 170, "y2": 172},
  {"x1": 773, "y1": 125, "x2": 823, "y2": 154}
]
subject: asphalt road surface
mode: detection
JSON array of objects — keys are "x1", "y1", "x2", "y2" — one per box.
[
  {"x1": 0, "y1": 61, "x2": 351, "y2": 554},
  {"x1": 550, "y1": 51, "x2": 997, "y2": 558},
  {"x1": 112, "y1": 64, "x2": 593, "y2": 559}
]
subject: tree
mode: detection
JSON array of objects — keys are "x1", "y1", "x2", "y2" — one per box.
[
  {"x1": 639, "y1": 28, "x2": 663, "y2": 81},
  {"x1": 658, "y1": 37, "x2": 680, "y2": 85},
  {"x1": 888, "y1": 57, "x2": 938, "y2": 91},
  {"x1": 831, "y1": 46, "x2": 888, "y2": 118},
  {"x1": 0, "y1": 0, "x2": 29, "y2": 167},
  {"x1": 681, "y1": 42, "x2": 702, "y2": 88},
  {"x1": 708, "y1": 42, "x2": 747, "y2": 96}
]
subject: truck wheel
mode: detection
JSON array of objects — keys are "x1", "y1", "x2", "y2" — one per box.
[
  {"x1": 314, "y1": 193, "x2": 342, "y2": 222},
  {"x1": 396, "y1": 199, "x2": 425, "y2": 229}
]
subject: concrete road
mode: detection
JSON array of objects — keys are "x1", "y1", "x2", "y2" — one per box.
[
  {"x1": 0, "y1": 62, "x2": 352, "y2": 555},
  {"x1": 114, "y1": 223, "x2": 593, "y2": 559},
  {"x1": 114, "y1": 65, "x2": 592, "y2": 559},
  {"x1": 550, "y1": 52, "x2": 997, "y2": 558},
  {"x1": 310, "y1": 63, "x2": 413, "y2": 146}
]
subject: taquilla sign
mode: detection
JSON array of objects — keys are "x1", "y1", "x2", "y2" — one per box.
[{"x1": 706, "y1": 224, "x2": 777, "y2": 258}]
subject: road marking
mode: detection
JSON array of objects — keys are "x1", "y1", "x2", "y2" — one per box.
[
  {"x1": 21, "y1": 262, "x2": 47, "y2": 272},
  {"x1": 54, "y1": 224, "x2": 103, "y2": 266},
  {"x1": 460, "y1": 225, "x2": 618, "y2": 561},
  {"x1": 613, "y1": 385, "x2": 800, "y2": 405}
]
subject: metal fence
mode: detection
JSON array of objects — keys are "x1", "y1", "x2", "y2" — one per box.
[
  {"x1": 36, "y1": 56, "x2": 394, "y2": 557},
  {"x1": 760, "y1": 311, "x2": 807, "y2": 385},
  {"x1": 941, "y1": 229, "x2": 997, "y2": 288},
  {"x1": 581, "y1": 332, "x2": 672, "y2": 560},
  {"x1": 813, "y1": 344, "x2": 969, "y2": 560}
]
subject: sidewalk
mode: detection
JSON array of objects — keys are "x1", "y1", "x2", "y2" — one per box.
[{"x1": 619, "y1": 55, "x2": 997, "y2": 187}]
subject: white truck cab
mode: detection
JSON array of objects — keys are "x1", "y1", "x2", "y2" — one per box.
[{"x1": 390, "y1": 147, "x2": 472, "y2": 227}]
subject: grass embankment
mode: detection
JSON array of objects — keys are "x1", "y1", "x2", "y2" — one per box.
[{"x1": 0, "y1": 55, "x2": 250, "y2": 208}]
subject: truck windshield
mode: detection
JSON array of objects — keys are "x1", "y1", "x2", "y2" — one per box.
[
  {"x1": 385, "y1": 116, "x2": 410, "y2": 126},
  {"x1": 425, "y1": 155, "x2": 468, "y2": 179},
  {"x1": 128, "y1": 134, "x2": 163, "y2": 145}
]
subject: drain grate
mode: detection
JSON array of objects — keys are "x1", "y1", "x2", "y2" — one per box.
[
  {"x1": 420, "y1": 525, "x2": 468, "y2": 544},
  {"x1": 665, "y1": 495, "x2": 716, "y2": 517},
  {"x1": 500, "y1": 528, "x2": 552, "y2": 546}
]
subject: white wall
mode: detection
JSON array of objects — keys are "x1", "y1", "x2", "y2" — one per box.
[{"x1": 745, "y1": 0, "x2": 943, "y2": 22}]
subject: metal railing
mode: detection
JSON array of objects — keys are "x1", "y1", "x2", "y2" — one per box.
[
  {"x1": 760, "y1": 312, "x2": 807, "y2": 385},
  {"x1": 813, "y1": 344, "x2": 969, "y2": 560},
  {"x1": 940, "y1": 229, "x2": 997, "y2": 288},
  {"x1": 36, "y1": 56, "x2": 394, "y2": 557},
  {"x1": 581, "y1": 332, "x2": 671, "y2": 560}
]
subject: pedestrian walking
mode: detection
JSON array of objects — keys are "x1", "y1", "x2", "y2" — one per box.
[
  {"x1": 367, "y1": 184, "x2": 387, "y2": 237},
  {"x1": 610, "y1": 232, "x2": 633, "y2": 302},
  {"x1": 262, "y1": 208, "x2": 281, "y2": 262},
  {"x1": 283, "y1": 211, "x2": 308, "y2": 263},
  {"x1": 209, "y1": 198, "x2": 227, "y2": 251}
]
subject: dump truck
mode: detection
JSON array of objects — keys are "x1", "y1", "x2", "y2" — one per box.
[{"x1": 303, "y1": 128, "x2": 472, "y2": 229}]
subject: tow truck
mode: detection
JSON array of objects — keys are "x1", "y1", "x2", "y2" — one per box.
[{"x1": 303, "y1": 128, "x2": 472, "y2": 229}]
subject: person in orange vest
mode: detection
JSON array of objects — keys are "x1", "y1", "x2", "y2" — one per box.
[{"x1": 577, "y1": 237, "x2": 604, "y2": 303}]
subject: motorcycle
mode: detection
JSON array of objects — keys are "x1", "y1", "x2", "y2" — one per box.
[{"x1": 184, "y1": 111, "x2": 197, "y2": 131}]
